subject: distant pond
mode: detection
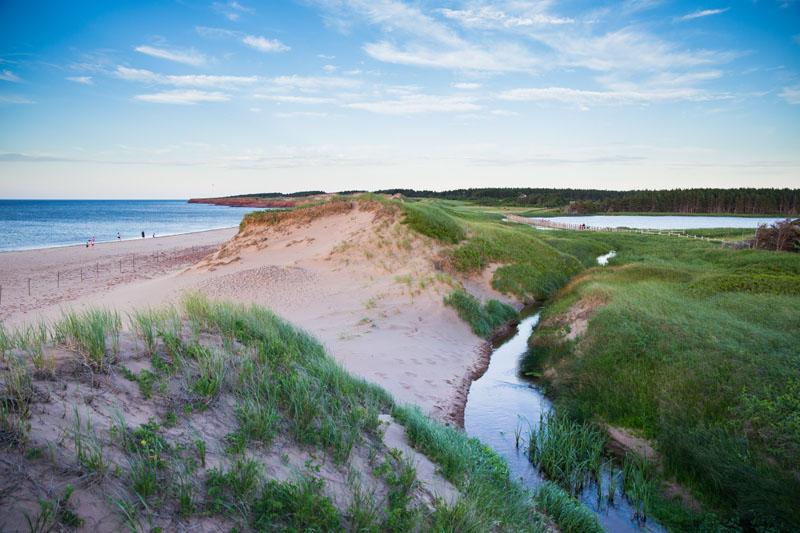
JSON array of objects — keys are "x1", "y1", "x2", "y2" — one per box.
[{"x1": 537, "y1": 215, "x2": 787, "y2": 230}]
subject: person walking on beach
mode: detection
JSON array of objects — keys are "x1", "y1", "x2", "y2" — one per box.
[
  {"x1": 117, "y1": 232, "x2": 121, "y2": 240},
  {"x1": 141, "y1": 231, "x2": 145, "y2": 239}
]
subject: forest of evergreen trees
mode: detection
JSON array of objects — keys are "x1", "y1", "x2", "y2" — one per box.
[{"x1": 374, "y1": 188, "x2": 800, "y2": 215}]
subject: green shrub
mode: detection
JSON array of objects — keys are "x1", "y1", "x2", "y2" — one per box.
[
  {"x1": 252, "y1": 475, "x2": 342, "y2": 532},
  {"x1": 444, "y1": 290, "x2": 517, "y2": 338}
]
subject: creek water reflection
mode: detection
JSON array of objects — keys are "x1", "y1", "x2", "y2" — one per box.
[{"x1": 463, "y1": 258, "x2": 665, "y2": 532}]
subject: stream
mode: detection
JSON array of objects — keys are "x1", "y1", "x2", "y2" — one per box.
[{"x1": 463, "y1": 252, "x2": 664, "y2": 533}]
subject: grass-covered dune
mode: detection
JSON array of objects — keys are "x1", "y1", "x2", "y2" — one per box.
[
  {"x1": 0, "y1": 295, "x2": 600, "y2": 531},
  {"x1": 523, "y1": 230, "x2": 800, "y2": 530}
]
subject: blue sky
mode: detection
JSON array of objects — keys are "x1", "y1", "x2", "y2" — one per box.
[{"x1": 0, "y1": 0, "x2": 798, "y2": 198}]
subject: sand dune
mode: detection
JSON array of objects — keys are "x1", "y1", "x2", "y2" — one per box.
[{"x1": 2, "y1": 204, "x2": 507, "y2": 423}]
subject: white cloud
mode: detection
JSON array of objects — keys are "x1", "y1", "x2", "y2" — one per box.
[
  {"x1": 779, "y1": 86, "x2": 800, "y2": 105},
  {"x1": 271, "y1": 75, "x2": 361, "y2": 91},
  {"x1": 498, "y1": 86, "x2": 719, "y2": 107},
  {"x1": 274, "y1": 111, "x2": 330, "y2": 118},
  {"x1": 490, "y1": 109, "x2": 519, "y2": 116},
  {"x1": 679, "y1": 8, "x2": 729, "y2": 21},
  {"x1": 439, "y1": 6, "x2": 574, "y2": 28},
  {"x1": 322, "y1": 64, "x2": 338, "y2": 73},
  {"x1": 242, "y1": 35, "x2": 290, "y2": 53},
  {"x1": 364, "y1": 41, "x2": 538, "y2": 72},
  {"x1": 115, "y1": 66, "x2": 257, "y2": 89},
  {"x1": 0, "y1": 69, "x2": 21, "y2": 82},
  {"x1": 346, "y1": 94, "x2": 480, "y2": 114},
  {"x1": 453, "y1": 82, "x2": 481, "y2": 90},
  {"x1": 134, "y1": 90, "x2": 230, "y2": 104},
  {"x1": 195, "y1": 26, "x2": 238, "y2": 39},
  {"x1": 213, "y1": 1, "x2": 254, "y2": 21},
  {"x1": 66, "y1": 76, "x2": 93, "y2": 85},
  {"x1": 135, "y1": 45, "x2": 207, "y2": 66},
  {"x1": 317, "y1": 54, "x2": 335, "y2": 59},
  {"x1": 540, "y1": 28, "x2": 729, "y2": 72},
  {"x1": 255, "y1": 94, "x2": 335, "y2": 104},
  {"x1": 0, "y1": 95, "x2": 34, "y2": 104}
]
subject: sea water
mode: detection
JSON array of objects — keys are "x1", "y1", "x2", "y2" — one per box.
[{"x1": 0, "y1": 200, "x2": 264, "y2": 252}]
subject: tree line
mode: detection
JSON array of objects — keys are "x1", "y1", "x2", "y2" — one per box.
[{"x1": 374, "y1": 188, "x2": 800, "y2": 215}]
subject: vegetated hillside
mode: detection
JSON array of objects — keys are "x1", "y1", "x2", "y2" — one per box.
[
  {"x1": 524, "y1": 229, "x2": 800, "y2": 531},
  {"x1": 0, "y1": 295, "x2": 598, "y2": 532},
  {"x1": 353, "y1": 197, "x2": 800, "y2": 530},
  {"x1": 376, "y1": 188, "x2": 800, "y2": 215}
]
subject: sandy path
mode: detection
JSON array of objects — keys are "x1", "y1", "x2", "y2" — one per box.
[{"x1": 1, "y1": 210, "x2": 498, "y2": 422}]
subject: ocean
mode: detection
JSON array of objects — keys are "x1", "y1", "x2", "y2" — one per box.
[{"x1": 0, "y1": 200, "x2": 265, "y2": 252}]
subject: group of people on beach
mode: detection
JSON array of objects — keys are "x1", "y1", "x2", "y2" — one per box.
[{"x1": 86, "y1": 231, "x2": 156, "y2": 247}]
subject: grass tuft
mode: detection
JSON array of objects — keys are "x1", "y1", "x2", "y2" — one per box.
[{"x1": 444, "y1": 290, "x2": 517, "y2": 338}]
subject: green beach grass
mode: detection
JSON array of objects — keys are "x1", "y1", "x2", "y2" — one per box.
[
  {"x1": 1, "y1": 293, "x2": 602, "y2": 531},
  {"x1": 522, "y1": 229, "x2": 800, "y2": 530}
]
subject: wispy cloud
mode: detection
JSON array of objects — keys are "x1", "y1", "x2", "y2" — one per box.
[
  {"x1": 779, "y1": 85, "x2": 800, "y2": 105},
  {"x1": 364, "y1": 40, "x2": 539, "y2": 72},
  {"x1": 135, "y1": 45, "x2": 207, "y2": 66},
  {"x1": 274, "y1": 111, "x2": 330, "y2": 118},
  {"x1": 679, "y1": 8, "x2": 729, "y2": 21},
  {"x1": 0, "y1": 95, "x2": 34, "y2": 104},
  {"x1": 66, "y1": 76, "x2": 93, "y2": 85},
  {"x1": 438, "y1": 6, "x2": 574, "y2": 28},
  {"x1": 271, "y1": 75, "x2": 361, "y2": 91},
  {"x1": 242, "y1": 35, "x2": 290, "y2": 53},
  {"x1": 453, "y1": 82, "x2": 482, "y2": 90},
  {"x1": 497, "y1": 86, "x2": 720, "y2": 108},
  {"x1": 0, "y1": 69, "x2": 21, "y2": 82},
  {"x1": 133, "y1": 90, "x2": 229, "y2": 104},
  {"x1": 347, "y1": 94, "x2": 481, "y2": 114},
  {"x1": 212, "y1": 1, "x2": 254, "y2": 21},
  {"x1": 115, "y1": 66, "x2": 257, "y2": 89},
  {"x1": 255, "y1": 94, "x2": 335, "y2": 104}
]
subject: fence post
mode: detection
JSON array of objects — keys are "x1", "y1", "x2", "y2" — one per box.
[
  {"x1": 133, "y1": 254, "x2": 135, "y2": 269},
  {"x1": 28, "y1": 278, "x2": 31, "y2": 296},
  {"x1": 119, "y1": 260, "x2": 122, "y2": 273},
  {"x1": 57, "y1": 271, "x2": 60, "y2": 288}
]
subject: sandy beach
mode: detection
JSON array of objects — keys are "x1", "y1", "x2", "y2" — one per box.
[
  {"x1": 1, "y1": 206, "x2": 502, "y2": 423},
  {"x1": 0, "y1": 227, "x2": 237, "y2": 323}
]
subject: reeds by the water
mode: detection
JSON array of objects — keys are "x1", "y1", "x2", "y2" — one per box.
[{"x1": 527, "y1": 412, "x2": 605, "y2": 497}]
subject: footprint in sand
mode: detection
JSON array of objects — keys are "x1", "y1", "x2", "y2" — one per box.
[
  {"x1": 401, "y1": 382, "x2": 412, "y2": 390},
  {"x1": 404, "y1": 371, "x2": 417, "y2": 378}
]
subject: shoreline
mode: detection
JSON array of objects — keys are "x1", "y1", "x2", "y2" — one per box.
[
  {"x1": 0, "y1": 227, "x2": 237, "y2": 325},
  {"x1": 0, "y1": 224, "x2": 241, "y2": 255}
]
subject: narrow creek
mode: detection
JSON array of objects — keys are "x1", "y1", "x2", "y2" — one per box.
[{"x1": 463, "y1": 252, "x2": 665, "y2": 533}]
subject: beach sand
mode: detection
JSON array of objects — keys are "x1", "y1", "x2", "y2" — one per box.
[
  {"x1": 1, "y1": 207, "x2": 508, "y2": 423},
  {"x1": 0, "y1": 228, "x2": 237, "y2": 323}
]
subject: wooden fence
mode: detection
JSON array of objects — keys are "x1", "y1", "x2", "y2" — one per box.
[{"x1": 0, "y1": 245, "x2": 213, "y2": 307}]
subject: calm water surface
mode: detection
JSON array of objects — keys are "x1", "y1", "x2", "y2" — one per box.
[
  {"x1": 540, "y1": 215, "x2": 785, "y2": 230},
  {"x1": 0, "y1": 200, "x2": 266, "y2": 252},
  {"x1": 464, "y1": 255, "x2": 666, "y2": 532}
]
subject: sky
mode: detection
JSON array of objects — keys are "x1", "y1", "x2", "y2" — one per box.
[{"x1": 0, "y1": 0, "x2": 799, "y2": 199}]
